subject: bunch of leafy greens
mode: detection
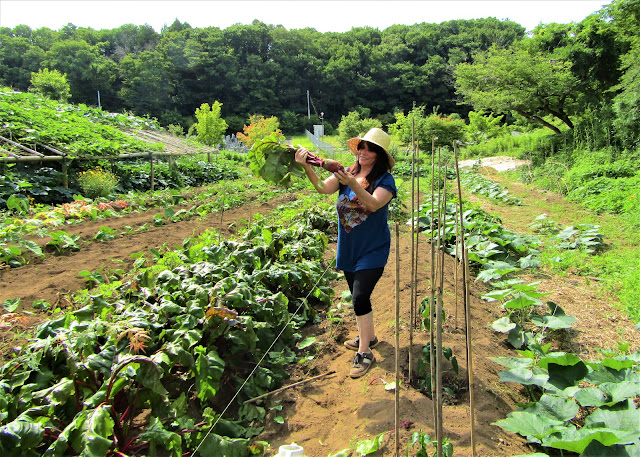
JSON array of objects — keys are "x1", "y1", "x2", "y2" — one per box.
[{"x1": 248, "y1": 133, "x2": 306, "y2": 187}]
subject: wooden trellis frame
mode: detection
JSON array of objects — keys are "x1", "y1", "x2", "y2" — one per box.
[{"x1": 0, "y1": 131, "x2": 218, "y2": 192}]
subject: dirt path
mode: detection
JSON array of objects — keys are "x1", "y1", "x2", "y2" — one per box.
[{"x1": 1, "y1": 169, "x2": 638, "y2": 457}]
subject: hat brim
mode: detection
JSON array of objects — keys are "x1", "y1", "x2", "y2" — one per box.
[{"x1": 347, "y1": 137, "x2": 395, "y2": 169}]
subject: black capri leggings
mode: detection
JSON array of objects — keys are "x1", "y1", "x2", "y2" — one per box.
[{"x1": 344, "y1": 267, "x2": 384, "y2": 316}]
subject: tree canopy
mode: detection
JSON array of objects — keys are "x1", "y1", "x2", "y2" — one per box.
[
  {"x1": 454, "y1": 45, "x2": 578, "y2": 133},
  {"x1": 0, "y1": 18, "x2": 525, "y2": 130}
]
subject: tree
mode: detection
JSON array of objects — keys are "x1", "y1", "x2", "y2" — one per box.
[
  {"x1": 118, "y1": 50, "x2": 172, "y2": 116},
  {"x1": 0, "y1": 34, "x2": 45, "y2": 90},
  {"x1": 389, "y1": 105, "x2": 467, "y2": 150},
  {"x1": 29, "y1": 68, "x2": 71, "y2": 101},
  {"x1": 454, "y1": 45, "x2": 579, "y2": 133},
  {"x1": 610, "y1": 0, "x2": 640, "y2": 148},
  {"x1": 337, "y1": 111, "x2": 382, "y2": 142},
  {"x1": 466, "y1": 111, "x2": 505, "y2": 144},
  {"x1": 42, "y1": 40, "x2": 117, "y2": 105},
  {"x1": 192, "y1": 101, "x2": 228, "y2": 146}
]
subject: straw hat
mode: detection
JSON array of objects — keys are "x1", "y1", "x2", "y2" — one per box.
[{"x1": 347, "y1": 128, "x2": 395, "y2": 169}]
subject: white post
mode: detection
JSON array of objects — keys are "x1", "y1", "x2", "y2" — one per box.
[
  {"x1": 307, "y1": 90, "x2": 310, "y2": 119},
  {"x1": 97, "y1": 91, "x2": 101, "y2": 109}
]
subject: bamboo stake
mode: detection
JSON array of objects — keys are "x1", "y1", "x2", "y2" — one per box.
[
  {"x1": 429, "y1": 138, "x2": 437, "y2": 429},
  {"x1": 409, "y1": 119, "x2": 415, "y2": 384},
  {"x1": 464, "y1": 247, "x2": 476, "y2": 456},
  {"x1": 454, "y1": 143, "x2": 476, "y2": 456},
  {"x1": 395, "y1": 222, "x2": 401, "y2": 457},
  {"x1": 436, "y1": 159, "x2": 445, "y2": 457},
  {"x1": 243, "y1": 371, "x2": 336, "y2": 404},
  {"x1": 414, "y1": 144, "x2": 420, "y2": 329},
  {"x1": 454, "y1": 221, "x2": 459, "y2": 329},
  {"x1": 149, "y1": 152, "x2": 155, "y2": 192}
]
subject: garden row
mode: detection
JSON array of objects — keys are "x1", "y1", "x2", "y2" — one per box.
[{"x1": 439, "y1": 171, "x2": 640, "y2": 456}]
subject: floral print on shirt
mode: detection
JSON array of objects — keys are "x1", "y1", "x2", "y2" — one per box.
[{"x1": 337, "y1": 192, "x2": 370, "y2": 233}]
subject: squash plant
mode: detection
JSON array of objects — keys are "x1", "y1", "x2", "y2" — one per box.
[
  {"x1": 0, "y1": 222, "x2": 337, "y2": 456},
  {"x1": 491, "y1": 350, "x2": 640, "y2": 455},
  {"x1": 459, "y1": 169, "x2": 523, "y2": 205}
]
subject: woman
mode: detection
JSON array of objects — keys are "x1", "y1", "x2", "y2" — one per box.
[{"x1": 295, "y1": 127, "x2": 396, "y2": 378}]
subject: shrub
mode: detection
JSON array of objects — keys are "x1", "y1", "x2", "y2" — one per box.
[
  {"x1": 237, "y1": 114, "x2": 283, "y2": 148},
  {"x1": 337, "y1": 111, "x2": 382, "y2": 142},
  {"x1": 389, "y1": 105, "x2": 466, "y2": 150},
  {"x1": 192, "y1": 101, "x2": 228, "y2": 146},
  {"x1": 29, "y1": 68, "x2": 71, "y2": 102},
  {"x1": 77, "y1": 167, "x2": 118, "y2": 199}
]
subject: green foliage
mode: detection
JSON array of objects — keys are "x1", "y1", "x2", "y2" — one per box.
[
  {"x1": 459, "y1": 169, "x2": 523, "y2": 205},
  {"x1": 406, "y1": 431, "x2": 454, "y2": 457},
  {"x1": 553, "y1": 224, "x2": 605, "y2": 253},
  {"x1": 337, "y1": 111, "x2": 382, "y2": 142},
  {"x1": 0, "y1": 89, "x2": 162, "y2": 158},
  {"x1": 237, "y1": 115, "x2": 283, "y2": 148},
  {"x1": 0, "y1": 18, "x2": 525, "y2": 125},
  {"x1": 46, "y1": 230, "x2": 81, "y2": 253},
  {"x1": 192, "y1": 101, "x2": 228, "y2": 146},
  {"x1": 0, "y1": 222, "x2": 335, "y2": 455},
  {"x1": 491, "y1": 351, "x2": 640, "y2": 455},
  {"x1": 28, "y1": 68, "x2": 71, "y2": 102},
  {"x1": 279, "y1": 110, "x2": 301, "y2": 135},
  {"x1": 389, "y1": 105, "x2": 466, "y2": 150},
  {"x1": 111, "y1": 157, "x2": 239, "y2": 193},
  {"x1": 248, "y1": 133, "x2": 304, "y2": 187},
  {"x1": 416, "y1": 341, "x2": 459, "y2": 396},
  {"x1": 354, "y1": 431, "x2": 385, "y2": 456},
  {"x1": 466, "y1": 111, "x2": 505, "y2": 144},
  {"x1": 0, "y1": 166, "x2": 74, "y2": 208},
  {"x1": 567, "y1": 171, "x2": 640, "y2": 217},
  {"x1": 462, "y1": 128, "x2": 554, "y2": 161},
  {"x1": 76, "y1": 167, "x2": 118, "y2": 199},
  {"x1": 455, "y1": 44, "x2": 579, "y2": 133},
  {"x1": 416, "y1": 195, "x2": 540, "y2": 273},
  {"x1": 487, "y1": 280, "x2": 575, "y2": 349}
]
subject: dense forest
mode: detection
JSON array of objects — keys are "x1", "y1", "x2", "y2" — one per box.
[
  {"x1": 2, "y1": 15, "x2": 525, "y2": 133},
  {"x1": 1, "y1": 0, "x2": 639, "y2": 149}
]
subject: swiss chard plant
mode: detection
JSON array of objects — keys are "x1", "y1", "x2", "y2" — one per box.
[
  {"x1": 0, "y1": 221, "x2": 337, "y2": 456},
  {"x1": 248, "y1": 133, "x2": 344, "y2": 187}
]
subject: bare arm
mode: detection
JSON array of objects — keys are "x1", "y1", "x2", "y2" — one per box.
[
  {"x1": 333, "y1": 169, "x2": 393, "y2": 212},
  {"x1": 295, "y1": 148, "x2": 340, "y2": 194}
]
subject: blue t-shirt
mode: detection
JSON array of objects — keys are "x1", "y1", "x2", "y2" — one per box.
[{"x1": 335, "y1": 172, "x2": 397, "y2": 272}]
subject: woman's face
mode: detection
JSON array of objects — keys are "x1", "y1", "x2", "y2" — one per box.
[{"x1": 357, "y1": 141, "x2": 378, "y2": 166}]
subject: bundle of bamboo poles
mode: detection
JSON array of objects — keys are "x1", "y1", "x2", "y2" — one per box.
[{"x1": 393, "y1": 134, "x2": 476, "y2": 457}]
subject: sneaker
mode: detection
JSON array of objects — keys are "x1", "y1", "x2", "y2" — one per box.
[
  {"x1": 349, "y1": 352, "x2": 375, "y2": 378},
  {"x1": 343, "y1": 335, "x2": 379, "y2": 351}
]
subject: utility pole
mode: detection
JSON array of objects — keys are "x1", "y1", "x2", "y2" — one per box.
[
  {"x1": 307, "y1": 90, "x2": 310, "y2": 119},
  {"x1": 97, "y1": 91, "x2": 101, "y2": 109}
]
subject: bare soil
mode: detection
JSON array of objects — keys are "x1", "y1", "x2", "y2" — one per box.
[{"x1": 1, "y1": 163, "x2": 639, "y2": 457}]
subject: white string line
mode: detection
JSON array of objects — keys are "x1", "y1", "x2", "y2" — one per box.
[{"x1": 193, "y1": 261, "x2": 333, "y2": 454}]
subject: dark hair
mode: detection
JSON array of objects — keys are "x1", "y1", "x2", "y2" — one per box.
[{"x1": 348, "y1": 140, "x2": 391, "y2": 194}]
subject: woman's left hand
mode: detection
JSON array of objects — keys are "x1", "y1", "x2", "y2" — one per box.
[{"x1": 334, "y1": 169, "x2": 357, "y2": 188}]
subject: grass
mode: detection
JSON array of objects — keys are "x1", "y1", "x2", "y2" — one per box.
[{"x1": 460, "y1": 129, "x2": 556, "y2": 160}]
